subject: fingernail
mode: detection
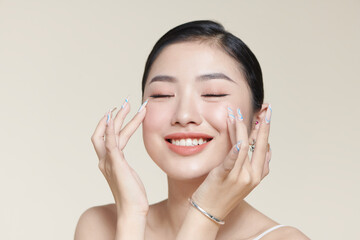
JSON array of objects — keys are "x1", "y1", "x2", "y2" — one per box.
[
  {"x1": 227, "y1": 107, "x2": 235, "y2": 123},
  {"x1": 106, "y1": 111, "x2": 111, "y2": 125},
  {"x1": 237, "y1": 108, "x2": 244, "y2": 121},
  {"x1": 265, "y1": 104, "x2": 272, "y2": 124},
  {"x1": 268, "y1": 147, "x2": 272, "y2": 162},
  {"x1": 137, "y1": 99, "x2": 148, "y2": 112},
  {"x1": 106, "y1": 107, "x2": 117, "y2": 125},
  {"x1": 121, "y1": 96, "x2": 129, "y2": 109},
  {"x1": 234, "y1": 140, "x2": 242, "y2": 153}
]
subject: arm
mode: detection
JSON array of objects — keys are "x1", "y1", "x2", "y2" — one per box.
[
  {"x1": 115, "y1": 214, "x2": 147, "y2": 240},
  {"x1": 77, "y1": 98, "x2": 149, "y2": 239}
]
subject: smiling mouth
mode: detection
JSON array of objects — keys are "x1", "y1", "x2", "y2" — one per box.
[{"x1": 165, "y1": 138, "x2": 213, "y2": 147}]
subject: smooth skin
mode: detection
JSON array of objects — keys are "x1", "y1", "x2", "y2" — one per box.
[{"x1": 74, "y1": 41, "x2": 309, "y2": 240}]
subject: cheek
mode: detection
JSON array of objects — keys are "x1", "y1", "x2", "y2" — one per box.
[
  {"x1": 142, "y1": 103, "x2": 170, "y2": 164},
  {"x1": 202, "y1": 103, "x2": 228, "y2": 133},
  {"x1": 143, "y1": 104, "x2": 167, "y2": 130},
  {"x1": 143, "y1": 103, "x2": 170, "y2": 133}
]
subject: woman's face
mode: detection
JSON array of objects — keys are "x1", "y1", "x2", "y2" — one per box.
[{"x1": 142, "y1": 41, "x2": 254, "y2": 180}]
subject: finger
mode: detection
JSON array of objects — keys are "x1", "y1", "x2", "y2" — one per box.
[
  {"x1": 213, "y1": 141, "x2": 241, "y2": 179},
  {"x1": 104, "y1": 111, "x2": 122, "y2": 160},
  {"x1": 114, "y1": 97, "x2": 130, "y2": 135},
  {"x1": 118, "y1": 99, "x2": 148, "y2": 149},
  {"x1": 251, "y1": 104, "x2": 272, "y2": 178},
  {"x1": 239, "y1": 153, "x2": 252, "y2": 177},
  {"x1": 231, "y1": 107, "x2": 250, "y2": 174},
  {"x1": 249, "y1": 120, "x2": 261, "y2": 150},
  {"x1": 261, "y1": 145, "x2": 271, "y2": 179},
  {"x1": 91, "y1": 114, "x2": 108, "y2": 159},
  {"x1": 227, "y1": 107, "x2": 236, "y2": 145}
]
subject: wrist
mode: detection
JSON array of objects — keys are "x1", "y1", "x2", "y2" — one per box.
[
  {"x1": 176, "y1": 204, "x2": 220, "y2": 240},
  {"x1": 188, "y1": 198, "x2": 225, "y2": 225},
  {"x1": 116, "y1": 214, "x2": 147, "y2": 239},
  {"x1": 117, "y1": 204, "x2": 149, "y2": 218},
  {"x1": 187, "y1": 205, "x2": 221, "y2": 229},
  {"x1": 117, "y1": 211, "x2": 147, "y2": 224},
  {"x1": 191, "y1": 194, "x2": 227, "y2": 220}
]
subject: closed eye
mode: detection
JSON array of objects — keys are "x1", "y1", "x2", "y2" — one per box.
[
  {"x1": 150, "y1": 94, "x2": 229, "y2": 98},
  {"x1": 202, "y1": 94, "x2": 229, "y2": 97},
  {"x1": 150, "y1": 94, "x2": 174, "y2": 98}
]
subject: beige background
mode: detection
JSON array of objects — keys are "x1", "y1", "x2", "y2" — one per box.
[{"x1": 0, "y1": 0, "x2": 359, "y2": 239}]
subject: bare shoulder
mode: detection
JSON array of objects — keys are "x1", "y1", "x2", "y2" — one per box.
[
  {"x1": 261, "y1": 225, "x2": 310, "y2": 240},
  {"x1": 74, "y1": 204, "x2": 117, "y2": 240}
]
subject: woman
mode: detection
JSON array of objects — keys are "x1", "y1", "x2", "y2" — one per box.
[{"x1": 75, "y1": 20, "x2": 309, "y2": 239}]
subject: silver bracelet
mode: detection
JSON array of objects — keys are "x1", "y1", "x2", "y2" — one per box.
[{"x1": 188, "y1": 198, "x2": 225, "y2": 225}]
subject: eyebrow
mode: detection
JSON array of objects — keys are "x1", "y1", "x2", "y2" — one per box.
[{"x1": 149, "y1": 72, "x2": 237, "y2": 84}]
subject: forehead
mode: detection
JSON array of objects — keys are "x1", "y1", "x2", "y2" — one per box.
[{"x1": 146, "y1": 41, "x2": 246, "y2": 85}]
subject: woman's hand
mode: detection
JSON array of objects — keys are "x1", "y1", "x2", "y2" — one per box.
[
  {"x1": 191, "y1": 104, "x2": 272, "y2": 221},
  {"x1": 91, "y1": 98, "x2": 149, "y2": 218}
]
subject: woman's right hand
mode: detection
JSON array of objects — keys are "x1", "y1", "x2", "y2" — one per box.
[{"x1": 91, "y1": 98, "x2": 149, "y2": 218}]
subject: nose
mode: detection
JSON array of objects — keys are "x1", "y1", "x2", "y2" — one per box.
[{"x1": 171, "y1": 94, "x2": 202, "y2": 127}]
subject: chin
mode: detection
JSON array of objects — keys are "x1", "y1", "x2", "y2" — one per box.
[
  {"x1": 150, "y1": 153, "x2": 222, "y2": 181},
  {"x1": 164, "y1": 164, "x2": 212, "y2": 181}
]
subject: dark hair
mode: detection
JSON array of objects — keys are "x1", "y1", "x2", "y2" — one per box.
[{"x1": 141, "y1": 20, "x2": 264, "y2": 113}]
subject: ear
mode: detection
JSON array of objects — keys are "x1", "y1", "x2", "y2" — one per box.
[{"x1": 248, "y1": 103, "x2": 270, "y2": 142}]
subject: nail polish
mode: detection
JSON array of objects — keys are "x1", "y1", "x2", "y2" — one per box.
[
  {"x1": 265, "y1": 104, "x2": 272, "y2": 124},
  {"x1": 235, "y1": 140, "x2": 242, "y2": 152},
  {"x1": 137, "y1": 99, "x2": 148, "y2": 112},
  {"x1": 106, "y1": 107, "x2": 117, "y2": 125},
  {"x1": 106, "y1": 111, "x2": 111, "y2": 125},
  {"x1": 237, "y1": 108, "x2": 244, "y2": 121},
  {"x1": 121, "y1": 96, "x2": 129, "y2": 109},
  {"x1": 227, "y1": 107, "x2": 235, "y2": 122}
]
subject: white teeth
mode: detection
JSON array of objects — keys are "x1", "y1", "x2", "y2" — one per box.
[
  {"x1": 169, "y1": 137, "x2": 210, "y2": 146},
  {"x1": 179, "y1": 139, "x2": 186, "y2": 146}
]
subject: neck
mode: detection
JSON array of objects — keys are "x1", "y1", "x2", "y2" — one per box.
[{"x1": 164, "y1": 175, "x2": 206, "y2": 234}]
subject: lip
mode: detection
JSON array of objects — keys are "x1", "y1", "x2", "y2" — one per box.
[
  {"x1": 164, "y1": 132, "x2": 213, "y2": 140},
  {"x1": 164, "y1": 132, "x2": 213, "y2": 156}
]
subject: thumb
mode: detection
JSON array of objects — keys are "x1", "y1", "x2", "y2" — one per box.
[{"x1": 213, "y1": 141, "x2": 242, "y2": 179}]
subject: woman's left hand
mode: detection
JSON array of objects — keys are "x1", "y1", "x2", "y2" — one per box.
[{"x1": 191, "y1": 104, "x2": 272, "y2": 221}]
